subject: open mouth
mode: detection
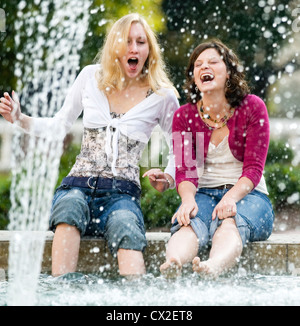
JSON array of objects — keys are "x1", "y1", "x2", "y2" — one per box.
[
  {"x1": 200, "y1": 73, "x2": 214, "y2": 83},
  {"x1": 128, "y1": 58, "x2": 139, "y2": 70}
]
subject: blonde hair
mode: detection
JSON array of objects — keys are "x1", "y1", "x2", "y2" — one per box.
[{"x1": 95, "y1": 13, "x2": 179, "y2": 97}]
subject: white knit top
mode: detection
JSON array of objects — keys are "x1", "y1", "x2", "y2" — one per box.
[{"x1": 30, "y1": 64, "x2": 179, "y2": 186}]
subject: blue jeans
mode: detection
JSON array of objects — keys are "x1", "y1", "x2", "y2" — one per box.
[
  {"x1": 171, "y1": 188, "x2": 274, "y2": 252},
  {"x1": 49, "y1": 184, "x2": 147, "y2": 255}
]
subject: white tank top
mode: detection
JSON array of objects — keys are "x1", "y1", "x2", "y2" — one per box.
[{"x1": 198, "y1": 135, "x2": 268, "y2": 195}]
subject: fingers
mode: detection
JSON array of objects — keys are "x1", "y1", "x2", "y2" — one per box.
[
  {"x1": 212, "y1": 207, "x2": 217, "y2": 220},
  {"x1": 0, "y1": 91, "x2": 18, "y2": 113},
  {"x1": 212, "y1": 203, "x2": 237, "y2": 220},
  {"x1": 171, "y1": 202, "x2": 198, "y2": 226},
  {"x1": 4, "y1": 92, "x2": 13, "y2": 102},
  {"x1": 0, "y1": 102, "x2": 12, "y2": 113},
  {"x1": 142, "y1": 169, "x2": 166, "y2": 184},
  {"x1": 0, "y1": 98, "x2": 13, "y2": 119},
  {"x1": 0, "y1": 97, "x2": 12, "y2": 110},
  {"x1": 190, "y1": 205, "x2": 198, "y2": 218},
  {"x1": 142, "y1": 169, "x2": 163, "y2": 179},
  {"x1": 171, "y1": 211, "x2": 190, "y2": 226}
]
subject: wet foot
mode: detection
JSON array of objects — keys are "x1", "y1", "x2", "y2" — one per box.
[
  {"x1": 160, "y1": 257, "x2": 182, "y2": 279},
  {"x1": 192, "y1": 257, "x2": 219, "y2": 279}
]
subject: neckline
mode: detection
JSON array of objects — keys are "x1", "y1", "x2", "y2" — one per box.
[
  {"x1": 92, "y1": 75, "x2": 155, "y2": 118},
  {"x1": 193, "y1": 102, "x2": 235, "y2": 130},
  {"x1": 197, "y1": 101, "x2": 234, "y2": 130},
  {"x1": 209, "y1": 135, "x2": 229, "y2": 150},
  {"x1": 107, "y1": 88, "x2": 154, "y2": 117}
]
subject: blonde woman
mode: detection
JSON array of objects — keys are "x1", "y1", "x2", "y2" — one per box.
[{"x1": 0, "y1": 13, "x2": 179, "y2": 277}]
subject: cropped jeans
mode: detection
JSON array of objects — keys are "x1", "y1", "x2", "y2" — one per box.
[
  {"x1": 49, "y1": 180, "x2": 147, "y2": 256},
  {"x1": 171, "y1": 188, "x2": 274, "y2": 253}
]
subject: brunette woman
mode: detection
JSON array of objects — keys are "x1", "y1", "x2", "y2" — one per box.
[{"x1": 160, "y1": 40, "x2": 274, "y2": 278}]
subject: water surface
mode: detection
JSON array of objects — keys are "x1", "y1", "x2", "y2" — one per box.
[{"x1": 1, "y1": 272, "x2": 299, "y2": 306}]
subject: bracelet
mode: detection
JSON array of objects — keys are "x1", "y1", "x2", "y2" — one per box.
[{"x1": 165, "y1": 175, "x2": 172, "y2": 189}]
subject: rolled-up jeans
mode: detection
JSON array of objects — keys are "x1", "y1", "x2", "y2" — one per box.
[
  {"x1": 49, "y1": 177, "x2": 147, "y2": 255},
  {"x1": 171, "y1": 188, "x2": 274, "y2": 253}
]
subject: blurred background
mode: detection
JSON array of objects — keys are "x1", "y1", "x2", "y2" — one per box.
[{"x1": 0, "y1": 0, "x2": 299, "y2": 231}]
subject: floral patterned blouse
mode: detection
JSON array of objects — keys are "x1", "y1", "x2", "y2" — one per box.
[{"x1": 68, "y1": 111, "x2": 148, "y2": 187}]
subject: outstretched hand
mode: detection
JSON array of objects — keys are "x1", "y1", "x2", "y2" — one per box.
[
  {"x1": 0, "y1": 91, "x2": 21, "y2": 123},
  {"x1": 142, "y1": 168, "x2": 173, "y2": 193}
]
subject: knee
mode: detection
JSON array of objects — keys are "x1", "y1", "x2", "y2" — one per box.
[
  {"x1": 221, "y1": 217, "x2": 237, "y2": 229},
  {"x1": 217, "y1": 218, "x2": 242, "y2": 240},
  {"x1": 50, "y1": 189, "x2": 89, "y2": 234},
  {"x1": 105, "y1": 210, "x2": 146, "y2": 254}
]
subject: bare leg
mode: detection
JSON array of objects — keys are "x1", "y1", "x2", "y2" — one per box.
[
  {"x1": 193, "y1": 218, "x2": 243, "y2": 278},
  {"x1": 51, "y1": 223, "x2": 81, "y2": 277},
  {"x1": 117, "y1": 249, "x2": 146, "y2": 278},
  {"x1": 160, "y1": 226, "x2": 198, "y2": 277}
]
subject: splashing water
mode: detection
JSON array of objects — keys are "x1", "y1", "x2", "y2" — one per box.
[
  {"x1": 7, "y1": 0, "x2": 90, "y2": 306},
  {"x1": 1, "y1": 272, "x2": 300, "y2": 306}
]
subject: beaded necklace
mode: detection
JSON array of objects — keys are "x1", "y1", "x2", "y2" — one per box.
[{"x1": 197, "y1": 101, "x2": 234, "y2": 130}]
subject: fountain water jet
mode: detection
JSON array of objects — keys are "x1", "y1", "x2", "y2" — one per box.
[{"x1": 7, "y1": 0, "x2": 90, "y2": 305}]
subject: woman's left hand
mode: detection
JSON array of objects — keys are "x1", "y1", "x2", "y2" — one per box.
[
  {"x1": 142, "y1": 168, "x2": 173, "y2": 193},
  {"x1": 212, "y1": 196, "x2": 237, "y2": 220}
]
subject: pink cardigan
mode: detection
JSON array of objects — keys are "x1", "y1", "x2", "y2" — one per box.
[{"x1": 172, "y1": 94, "x2": 270, "y2": 190}]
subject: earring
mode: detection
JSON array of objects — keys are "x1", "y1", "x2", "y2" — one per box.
[
  {"x1": 195, "y1": 85, "x2": 199, "y2": 93},
  {"x1": 226, "y1": 79, "x2": 231, "y2": 88}
]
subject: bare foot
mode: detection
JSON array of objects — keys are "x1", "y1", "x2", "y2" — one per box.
[
  {"x1": 160, "y1": 257, "x2": 182, "y2": 279},
  {"x1": 192, "y1": 257, "x2": 220, "y2": 279}
]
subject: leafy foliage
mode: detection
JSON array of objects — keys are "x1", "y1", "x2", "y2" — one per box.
[
  {"x1": 160, "y1": 0, "x2": 296, "y2": 103},
  {"x1": 0, "y1": 176, "x2": 10, "y2": 229},
  {"x1": 264, "y1": 139, "x2": 300, "y2": 210}
]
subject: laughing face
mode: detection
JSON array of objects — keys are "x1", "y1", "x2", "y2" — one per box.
[
  {"x1": 119, "y1": 22, "x2": 150, "y2": 82},
  {"x1": 193, "y1": 48, "x2": 229, "y2": 94}
]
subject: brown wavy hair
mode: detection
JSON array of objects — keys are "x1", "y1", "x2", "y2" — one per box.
[{"x1": 184, "y1": 39, "x2": 250, "y2": 107}]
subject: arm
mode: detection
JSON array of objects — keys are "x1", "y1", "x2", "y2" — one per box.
[
  {"x1": 0, "y1": 65, "x2": 93, "y2": 137},
  {"x1": 240, "y1": 95, "x2": 270, "y2": 187},
  {"x1": 171, "y1": 181, "x2": 198, "y2": 226},
  {"x1": 143, "y1": 90, "x2": 179, "y2": 192},
  {"x1": 167, "y1": 104, "x2": 200, "y2": 224},
  {"x1": 160, "y1": 91, "x2": 180, "y2": 188},
  {"x1": 213, "y1": 96, "x2": 270, "y2": 220},
  {"x1": 172, "y1": 106, "x2": 199, "y2": 190}
]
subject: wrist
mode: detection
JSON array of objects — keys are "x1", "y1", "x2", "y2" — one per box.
[
  {"x1": 164, "y1": 173, "x2": 174, "y2": 189},
  {"x1": 181, "y1": 193, "x2": 196, "y2": 203}
]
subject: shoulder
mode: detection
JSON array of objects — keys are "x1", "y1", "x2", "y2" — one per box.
[
  {"x1": 235, "y1": 94, "x2": 269, "y2": 130},
  {"x1": 236, "y1": 94, "x2": 268, "y2": 119},
  {"x1": 72, "y1": 65, "x2": 101, "y2": 91},
  {"x1": 79, "y1": 64, "x2": 100, "y2": 77},
  {"x1": 239, "y1": 94, "x2": 267, "y2": 111},
  {"x1": 174, "y1": 102, "x2": 196, "y2": 119},
  {"x1": 153, "y1": 88, "x2": 180, "y2": 116},
  {"x1": 75, "y1": 64, "x2": 100, "y2": 83},
  {"x1": 172, "y1": 102, "x2": 199, "y2": 131},
  {"x1": 156, "y1": 87, "x2": 179, "y2": 102}
]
